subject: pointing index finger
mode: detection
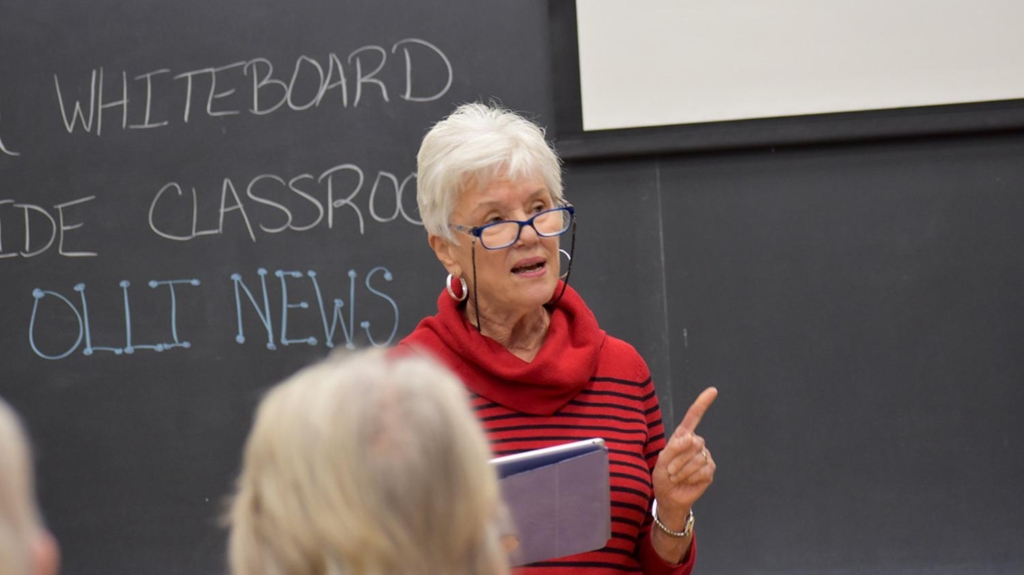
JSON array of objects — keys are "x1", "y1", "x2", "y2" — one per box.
[{"x1": 679, "y1": 387, "x2": 718, "y2": 433}]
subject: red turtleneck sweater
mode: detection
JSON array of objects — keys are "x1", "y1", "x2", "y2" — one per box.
[{"x1": 397, "y1": 283, "x2": 696, "y2": 575}]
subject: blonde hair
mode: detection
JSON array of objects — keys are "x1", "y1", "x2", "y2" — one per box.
[
  {"x1": 416, "y1": 102, "x2": 564, "y2": 242},
  {"x1": 0, "y1": 397, "x2": 43, "y2": 575},
  {"x1": 227, "y1": 350, "x2": 507, "y2": 575}
]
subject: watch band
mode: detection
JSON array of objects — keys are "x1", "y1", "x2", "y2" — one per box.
[{"x1": 651, "y1": 499, "x2": 694, "y2": 538}]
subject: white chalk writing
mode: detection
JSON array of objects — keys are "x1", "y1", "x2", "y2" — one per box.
[
  {"x1": 0, "y1": 196, "x2": 97, "y2": 259},
  {"x1": 148, "y1": 163, "x2": 419, "y2": 242},
  {"x1": 52, "y1": 39, "x2": 453, "y2": 135},
  {"x1": 0, "y1": 107, "x2": 19, "y2": 156}
]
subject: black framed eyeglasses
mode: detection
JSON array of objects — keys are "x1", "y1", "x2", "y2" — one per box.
[{"x1": 449, "y1": 205, "x2": 575, "y2": 250}]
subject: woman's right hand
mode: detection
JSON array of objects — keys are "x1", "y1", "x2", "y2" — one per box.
[{"x1": 651, "y1": 387, "x2": 718, "y2": 522}]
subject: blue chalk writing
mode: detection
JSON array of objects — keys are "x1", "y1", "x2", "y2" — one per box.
[
  {"x1": 235, "y1": 266, "x2": 400, "y2": 350},
  {"x1": 27, "y1": 278, "x2": 201, "y2": 360},
  {"x1": 149, "y1": 279, "x2": 200, "y2": 350},
  {"x1": 78, "y1": 283, "x2": 123, "y2": 356},
  {"x1": 29, "y1": 289, "x2": 83, "y2": 360},
  {"x1": 308, "y1": 270, "x2": 351, "y2": 350},
  {"x1": 231, "y1": 268, "x2": 276, "y2": 349},
  {"x1": 121, "y1": 281, "x2": 157, "y2": 353},
  {"x1": 275, "y1": 270, "x2": 317, "y2": 346},
  {"x1": 361, "y1": 266, "x2": 399, "y2": 346}
]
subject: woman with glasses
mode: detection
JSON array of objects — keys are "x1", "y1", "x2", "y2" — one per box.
[{"x1": 398, "y1": 103, "x2": 717, "y2": 575}]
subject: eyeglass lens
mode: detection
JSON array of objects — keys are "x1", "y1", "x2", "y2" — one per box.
[{"x1": 479, "y1": 208, "x2": 571, "y2": 248}]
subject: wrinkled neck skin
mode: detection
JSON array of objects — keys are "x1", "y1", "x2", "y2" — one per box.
[{"x1": 466, "y1": 296, "x2": 551, "y2": 362}]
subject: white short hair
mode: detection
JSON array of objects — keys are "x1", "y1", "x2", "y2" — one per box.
[
  {"x1": 227, "y1": 350, "x2": 508, "y2": 575},
  {"x1": 416, "y1": 103, "x2": 564, "y2": 241},
  {"x1": 0, "y1": 397, "x2": 42, "y2": 575}
]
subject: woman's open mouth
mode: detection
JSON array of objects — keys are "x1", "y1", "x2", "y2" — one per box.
[{"x1": 512, "y1": 259, "x2": 547, "y2": 276}]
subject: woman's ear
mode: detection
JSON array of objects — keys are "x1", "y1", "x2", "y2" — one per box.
[{"x1": 428, "y1": 234, "x2": 463, "y2": 277}]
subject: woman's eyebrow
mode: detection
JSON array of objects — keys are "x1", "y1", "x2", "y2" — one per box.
[
  {"x1": 464, "y1": 190, "x2": 551, "y2": 222},
  {"x1": 474, "y1": 190, "x2": 550, "y2": 211}
]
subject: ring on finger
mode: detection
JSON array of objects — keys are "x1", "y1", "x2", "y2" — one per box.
[{"x1": 701, "y1": 449, "x2": 708, "y2": 463}]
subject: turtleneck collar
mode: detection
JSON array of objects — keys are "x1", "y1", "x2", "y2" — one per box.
[{"x1": 401, "y1": 282, "x2": 606, "y2": 416}]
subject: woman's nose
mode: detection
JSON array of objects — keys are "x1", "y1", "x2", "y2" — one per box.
[{"x1": 515, "y1": 221, "x2": 541, "y2": 246}]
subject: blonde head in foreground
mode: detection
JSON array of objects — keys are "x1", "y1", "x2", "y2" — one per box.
[
  {"x1": 0, "y1": 397, "x2": 59, "y2": 575},
  {"x1": 227, "y1": 350, "x2": 508, "y2": 575}
]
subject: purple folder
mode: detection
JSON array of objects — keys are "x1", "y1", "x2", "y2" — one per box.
[{"x1": 491, "y1": 438, "x2": 611, "y2": 566}]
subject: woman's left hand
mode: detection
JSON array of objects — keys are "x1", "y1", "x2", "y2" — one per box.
[{"x1": 651, "y1": 387, "x2": 718, "y2": 520}]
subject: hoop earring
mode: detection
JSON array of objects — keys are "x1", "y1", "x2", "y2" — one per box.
[
  {"x1": 559, "y1": 248, "x2": 572, "y2": 279},
  {"x1": 550, "y1": 221, "x2": 576, "y2": 305},
  {"x1": 446, "y1": 273, "x2": 468, "y2": 302}
]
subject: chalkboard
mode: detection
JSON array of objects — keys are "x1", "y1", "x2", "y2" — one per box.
[
  {"x1": 657, "y1": 132, "x2": 1024, "y2": 573},
  {"x1": 0, "y1": 2, "x2": 555, "y2": 574},
  {"x1": 5, "y1": 2, "x2": 1024, "y2": 575},
  {"x1": 563, "y1": 131, "x2": 1024, "y2": 574},
  {"x1": 550, "y1": 0, "x2": 1024, "y2": 571}
]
